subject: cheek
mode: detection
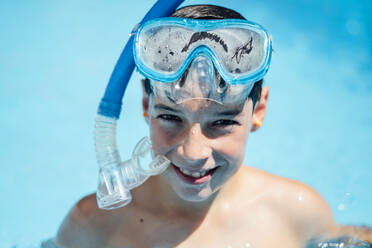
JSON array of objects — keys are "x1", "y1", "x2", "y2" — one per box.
[
  {"x1": 149, "y1": 118, "x2": 183, "y2": 155},
  {"x1": 214, "y1": 125, "x2": 250, "y2": 164}
]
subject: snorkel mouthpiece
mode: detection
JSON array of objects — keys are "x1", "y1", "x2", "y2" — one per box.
[
  {"x1": 97, "y1": 164, "x2": 133, "y2": 210},
  {"x1": 95, "y1": 121, "x2": 170, "y2": 210},
  {"x1": 96, "y1": 140, "x2": 171, "y2": 210},
  {"x1": 95, "y1": 0, "x2": 184, "y2": 210},
  {"x1": 132, "y1": 137, "x2": 170, "y2": 176}
]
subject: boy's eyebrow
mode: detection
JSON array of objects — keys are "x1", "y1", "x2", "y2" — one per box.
[
  {"x1": 154, "y1": 103, "x2": 243, "y2": 116},
  {"x1": 214, "y1": 109, "x2": 242, "y2": 117},
  {"x1": 154, "y1": 104, "x2": 181, "y2": 113}
]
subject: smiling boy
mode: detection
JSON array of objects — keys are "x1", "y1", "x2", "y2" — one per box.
[{"x1": 55, "y1": 4, "x2": 337, "y2": 248}]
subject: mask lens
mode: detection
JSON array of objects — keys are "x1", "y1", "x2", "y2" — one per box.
[
  {"x1": 137, "y1": 24, "x2": 190, "y2": 75},
  {"x1": 213, "y1": 27, "x2": 267, "y2": 79}
]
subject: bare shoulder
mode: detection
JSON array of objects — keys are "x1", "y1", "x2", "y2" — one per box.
[
  {"x1": 276, "y1": 175, "x2": 336, "y2": 235},
  {"x1": 55, "y1": 194, "x2": 112, "y2": 248},
  {"x1": 238, "y1": 166, "x2": 337, "y2": 237}
]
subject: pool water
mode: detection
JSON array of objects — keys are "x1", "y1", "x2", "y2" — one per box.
[{"x1": 0, "y1": 0, "x2": 371, "y2": 246}]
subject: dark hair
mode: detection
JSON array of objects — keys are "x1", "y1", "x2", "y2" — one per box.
[
  {"x1": 171, "y1": 4, "x2": 245, "y2": 20},
  {"x1": 144, "y1": 5, "x2": 263, "y2": 107}
]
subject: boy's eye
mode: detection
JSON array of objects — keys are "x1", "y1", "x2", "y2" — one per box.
[
  {"x1": 212, "y1": 119, "x2": 240, "y2": 127},
  {"x1": 157, "y1": 114, "x2": 182, "y2": 122}
]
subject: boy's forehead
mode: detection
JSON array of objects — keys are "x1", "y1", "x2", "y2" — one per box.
[{"x1": 151, "y1": 95, "x2": 247, "y2": 115}]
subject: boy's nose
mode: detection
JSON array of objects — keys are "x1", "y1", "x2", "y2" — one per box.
[{"x1": 177, "y1": 123, "x2": 212, "y2": 165}]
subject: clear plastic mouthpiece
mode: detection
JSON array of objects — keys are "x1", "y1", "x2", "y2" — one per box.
[
  {"x1": 133, "y1": 137, "x2": 171, "y2": 176},
  {"x1": 97, "y1": 164, "x2": 133, "y2": 210},
  {"x1": 95, "y1": 115, "x2": 170, "y2": 210}
]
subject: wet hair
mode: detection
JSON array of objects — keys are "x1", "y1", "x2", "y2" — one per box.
[{"x1": 143, "y1": 5, "x2": 263, "y2": 107}]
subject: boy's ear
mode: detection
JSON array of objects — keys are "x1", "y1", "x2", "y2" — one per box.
[
  {"x1": 251, "y1": 86, "x2": 269, "y2": 132},
  {"x1": 141, "y1": 79, "x2": 150, "y2": 124},
  {"x1": 141, "y1": 78, "x2": 149, "y2": 98},
  {"x1": 142, "y1": 97, "x2": 149, "y2": 113}
]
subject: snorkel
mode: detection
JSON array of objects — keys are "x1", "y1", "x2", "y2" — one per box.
[{"x1": 95, "y1": 0, "x2": 185, "y2": 210}]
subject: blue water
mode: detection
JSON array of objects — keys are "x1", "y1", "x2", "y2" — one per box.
[{"x1": 0, "y1": 0, "x2": 371, "y2": 246}]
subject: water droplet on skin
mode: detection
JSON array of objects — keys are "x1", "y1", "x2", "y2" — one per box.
[{"x1": 297, "y1": 192, "x2": 304, "y2": 201}]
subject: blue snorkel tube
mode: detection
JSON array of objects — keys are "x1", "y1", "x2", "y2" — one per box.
[{"x1": 95, "y1": 0, "x2": 185, "y2": 210}]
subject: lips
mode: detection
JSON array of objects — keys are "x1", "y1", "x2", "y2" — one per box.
[{"x1": 172, "y1": 164, "x2": 219, "y2": 184}]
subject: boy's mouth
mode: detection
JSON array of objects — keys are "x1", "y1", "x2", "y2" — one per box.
[{"x1": 172, "y1": 164, "x2": 219, "y2": 184}]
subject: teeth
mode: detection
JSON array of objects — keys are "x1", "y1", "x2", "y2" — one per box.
[
  {"x1": 180, "y1": 168, "x2": 192, "y2": 176},
  {"x1": 179, "y1": 167, "x2": 210, "y2": 178},
  {"x1": 192, "y1": 172, "x2": 201, "y2": 178}
]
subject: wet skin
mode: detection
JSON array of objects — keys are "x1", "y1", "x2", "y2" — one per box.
[{"x1": 55, "y1": 86, "x2": 338, "y2": 248}]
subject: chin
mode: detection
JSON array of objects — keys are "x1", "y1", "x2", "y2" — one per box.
[
  {"x1": 174, "y1": 185, "x2": 218, "y2": 202},
  {"x1": 177, "y1": 193, "x2": 209, "y2": 202}
]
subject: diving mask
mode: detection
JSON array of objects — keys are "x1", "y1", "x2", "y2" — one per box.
[{"x1": 134, "y1": 17, "x2": 272, "y2": 104}]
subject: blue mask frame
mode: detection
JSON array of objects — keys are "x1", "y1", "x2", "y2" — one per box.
[{"x1": 133, "y1": 17, "x2": 272, "y2": 86}]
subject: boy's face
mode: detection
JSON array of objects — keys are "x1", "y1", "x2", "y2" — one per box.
[{"x1": 146, "y1": 95, "x2": 255, "y2": 202}]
